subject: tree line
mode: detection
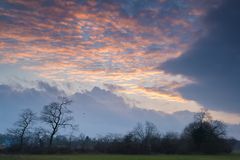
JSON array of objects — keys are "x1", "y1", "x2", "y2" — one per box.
[{"x1": 0, "y1": 97, "x2": 237, "y2": 154}]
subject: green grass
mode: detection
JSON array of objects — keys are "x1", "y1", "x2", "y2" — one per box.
[{"x1": 0, "y1": 154, "x2": 239, "y2": 160}]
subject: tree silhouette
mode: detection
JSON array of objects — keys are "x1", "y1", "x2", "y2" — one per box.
[
  {"x1": 8, "y1": 109, "x2": 36, "y2": 150},
  {"x1": 182, "y1": 109, "x2": 229, "y2": 153},
  {"x1": 40, "y1": 97, "x2": 74, "y2": 148}
]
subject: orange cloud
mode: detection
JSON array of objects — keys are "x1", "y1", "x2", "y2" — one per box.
[{"x1": 2, "y1": 0, "x2": 231, "y2": 122}]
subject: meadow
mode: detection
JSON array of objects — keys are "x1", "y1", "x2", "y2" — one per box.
[{"x1": 0, "y1": 154, "x2": 240, "y2": 160}]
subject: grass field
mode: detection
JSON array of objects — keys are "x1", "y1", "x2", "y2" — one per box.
[{"x1": 0, "y1": 154, "x2": 240, "y2": 160}]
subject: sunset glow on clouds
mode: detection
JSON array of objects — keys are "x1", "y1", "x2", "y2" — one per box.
[{"x1": 0, "y1": 0, "x2": 240, "y2": 124}]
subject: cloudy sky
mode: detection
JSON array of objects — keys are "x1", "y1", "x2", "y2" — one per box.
[{"x1": 0, "y1": 0, "x2": 240, "y2": 136}]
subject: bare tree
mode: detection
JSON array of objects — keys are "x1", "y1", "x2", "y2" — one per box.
[
  {"x1": 194, "y1": 108, "x2": 212, "y2": 123},
  {"x1": 31, "y1": 127, "x2": 49, "y2": 148},
  {"x1": 182, "y1": 110, "x2": 228, "y2": 153},
  {"x1": 132, "y1": 123, "x2": 145, "y2": 142},
  {"x1": 130, "y1": 121, "x2": 159, "y2": 153},
  {"x1": 8, "y1": 109, "x2": 36, "y2": 150},
  {"x1": 144, "y1": 121, "x2": 158, "y2": 153},
  {"x1": 132, "y1": 122, "x2": 158, "y2": 141},
  {"x1": 40, "y1": 97, "x2": 74, "y2": 148},
  {"x1": 211, "y1": 120, "x2": 226, "y2": 138}
]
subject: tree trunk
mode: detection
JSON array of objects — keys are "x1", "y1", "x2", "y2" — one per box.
[
  {"x1": 20, "y1": 135, "x2": 23, "y2": 151},
  {"x1": 49, "y1": 133, "x2": 54, "y2": 148},
  {"x1": 49, "y1": 128, "x2": 57, "y2": 149}
]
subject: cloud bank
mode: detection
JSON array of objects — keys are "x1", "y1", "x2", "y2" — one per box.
[{"x1": 0, "y1": 82, "x2": 239, "y2": 139}]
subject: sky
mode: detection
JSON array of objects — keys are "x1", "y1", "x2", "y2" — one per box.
[{"x1": 0, "y1": 0, "x2": 240, "y2": 137}]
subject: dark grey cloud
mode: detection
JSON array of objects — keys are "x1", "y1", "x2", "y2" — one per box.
[{"x1": 161, "y1": 0, "x2": 240, "y2": 113}]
